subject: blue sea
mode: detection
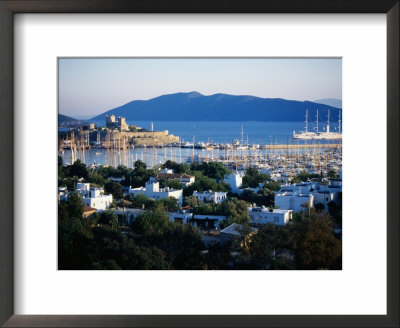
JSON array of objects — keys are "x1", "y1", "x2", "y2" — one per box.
[
  {"x1": 89, "y1": 120, "x2": 342, "y2": 145},
  {"x1": 61, "y1": 120, "x2": 342, "y2": 168}
]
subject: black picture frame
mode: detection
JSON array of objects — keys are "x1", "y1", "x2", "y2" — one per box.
[{"x1": 0, "y1": 1, "x2": 398, "y2": 327}]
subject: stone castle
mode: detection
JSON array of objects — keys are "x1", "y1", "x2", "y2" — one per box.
[
  {"x1": 106, "y1": 114, "x2": 129, "y2": 131},
  {"x1": 103, "y1": 115, "x2": 179, "y2": 146}
]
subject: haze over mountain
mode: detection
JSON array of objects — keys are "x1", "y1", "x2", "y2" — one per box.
[
  {"x1": 314, "y1": 98, "x2": 342, "y2": 109},
  {"x1": 90, "y1": 92, "x2": 342, "y2": 123},
  {"x1": 58, "y1": 114, "x2": 81, "y2": 123}
]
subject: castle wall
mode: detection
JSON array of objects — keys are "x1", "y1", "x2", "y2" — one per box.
[{"x1": 91, "y1": 130, "x2": 179, "y2": 147}]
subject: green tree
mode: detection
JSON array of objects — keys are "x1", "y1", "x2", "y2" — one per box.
[
  {"x1": 163, "y1": 160, "x2": 190, "y2": 174},
  {"x1": 105, "y1": 181, "x2": 123, "y2": 199},
  {"x1": 328, "y1": 170, "x2": 338, "y2": 178},
  {"x1": 183, "y1": 172, "x2": 229, "y2": 197},
  {"x1": 291, "y1": 212, "x2": 342, "y2": 270},
  {"x1": 134, "y1": 160, "x2": 147, "y2": 171},
  {"x1": 314, "y1": 203, "x2": 325, "y2": 212},
  {"x1": 328, "y1": 200, "x2": 342, "y2": 226},
  {"x1": 58, "y1": 192, "x2": 92, "y2": 269},
  {"x1": 190, "y1": 162, "x2": 230, "y2": 181},
  {"x1": 184, "y1": 195, "x2": 199, "y2": 208},
  {"x1": 239, "y1": 189, "x2": 275, "y2": 207},
  {"x1": 68, "y1": 159, "x2": 88, "y2": 179},
  {"x1": 129, "y1": 194, "x2": 158, "y2": 210},
  {"x1": 64, "y1": 192, "x2": 84, "y2": 218},
  {"x1": 242, "y1": 167, "x2": 270, "y2": 188},
  {"x1": 98, "y1": 211, "x2": 119, "y2": 226},
  {"x1": 158, "y1": 177, "x2": 182, "y2": 190},
  {"x1": 218, "y1": 199, "x2": 250, "y2": 229},
  {"x1": 158, "y1": 197, "x2": 179, "y2": 212}
]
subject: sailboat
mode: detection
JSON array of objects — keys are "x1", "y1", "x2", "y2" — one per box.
[
  {"x1": 313, "y1": 110, "x2": 342, "y2": 140},
  {"x1": 293, "y1": 109, "x2": 342, "y2": 140},
  {"x1": 293, "y1": 109, "x2": 317, "y2": 139}
]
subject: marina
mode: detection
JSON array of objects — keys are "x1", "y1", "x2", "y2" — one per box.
[
  {"x1": 59, "y1": 118, "x2": 342, "y2": 177},
  {"x1": 61, "y1": 141, "x2": 342, "y2": 177}
]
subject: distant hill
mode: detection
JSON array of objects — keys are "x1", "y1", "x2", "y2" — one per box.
[
  {"x1": 91, "y1": 92, "x2": 342, "y2": 123},
  {"x1": 314, "y1": 98, "x2": 342, "y2": 109},
  {"x1": 58, "y1": 114, "x2": 80, "y2": 123}
]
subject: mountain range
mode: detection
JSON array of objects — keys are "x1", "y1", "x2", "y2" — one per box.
[
  {"x1": 87, "y1": 92, "x2": 342, "y2": 123},
  {"x1": 314, "y1": 98, "x2": 342, "y2": 109},
  {"x1": 59, "y1": 114, "x2": 80, "y2": 123}
]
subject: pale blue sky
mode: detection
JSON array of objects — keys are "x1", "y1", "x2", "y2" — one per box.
[{"x1": 58, "y1": 58, "x2": 342, "y2": 118}]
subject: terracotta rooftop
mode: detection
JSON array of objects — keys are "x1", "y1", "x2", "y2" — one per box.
[{"x1": 83, "y1": 205, "x2": 97, "y2": 212}]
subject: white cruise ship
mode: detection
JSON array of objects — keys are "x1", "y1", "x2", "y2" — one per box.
[{"x1": 293, "y1": 109, "x2": 342, "y2": 140}]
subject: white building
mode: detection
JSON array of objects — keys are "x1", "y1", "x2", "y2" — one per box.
[
  {"x1": 58, "y1": 186, "x2": 68, "y2": 202},
  {"x1": 128, "y1": 180, "x2": 183, "y2": 206},
  {"x1": 248, "y1": 206, "x2": 293, "y2": 226},
  {"x1": 169, "y1": 211, "x2": 193, "y2": 224},
  {"x1": 328, "y1": 178, "x2": 342, "y2": 188},
  {"x1": 224, "y1": 172, "x2": 242, "y2": 192},
  {"x1": 269, "y1": 170, "x2": 291, "y2": 182},
  {"x1": 160, "y1": 168, "x2": 174, "y2": 174},
  {"x1": 319, "y1": 179, "x2": 342, "y2": 195},
  {"x1": 275, "y1": 191, "x2": 314, "y2": 212},
  {"x1": 75, "y1": 183, "x2": 113, "y2": 210},
  {"x1": 82, "y1": 187, "x2": 113, "y2": 210},
  {"x1": 192, "y1": 214, "x2": 226, "y2": 229},
  {"x1": 313, "y1": 191, "x2": 335, "y2": 210},
  {"x1": 76, "y1": 182, "x2": 90, "y2": 194},
  {"x1": 193, "y1": 190, "x2": 227, "y2": 204},
  {"x1": 275, "y1": 179, "x2": 342, "y2": 212},
  {"x1": 168, "y1": 212, "x2": 226, "y2": 229}
]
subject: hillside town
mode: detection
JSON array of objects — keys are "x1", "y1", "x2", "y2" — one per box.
[{"x1": 58, "y1": 152, "x2": 342, "y2": 270}]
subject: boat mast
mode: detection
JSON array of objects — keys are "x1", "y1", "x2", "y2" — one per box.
[
  {"x1": 192, "y1": 136, "x2": 195, "y2": 163},
  {"x1": 327, "y1": 110, "x2": 330, "y2": 133},
  {"x1": 305, "y1": 109, "x2": 308, "y2": 133},
  {"x1": 316, "y1": 109, "x2": 319, "y2": 133},
  {"x1": 338, "y1": 110, "x2": 341, "y2": 134}
]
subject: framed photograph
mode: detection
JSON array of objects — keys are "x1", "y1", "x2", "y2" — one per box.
[{"x1": 0, "y1": 1, "x2": 398, "y2": 327}]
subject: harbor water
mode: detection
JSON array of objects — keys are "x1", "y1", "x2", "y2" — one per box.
[
  {"x1": 88, "y1": 120, "x2": 342, "y2": 145},
  {"x1": 61, "y1": 121, "x2": 342, "y2": 169}
]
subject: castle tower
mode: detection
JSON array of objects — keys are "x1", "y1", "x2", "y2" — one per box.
[
  {"x1": 106, "y1": 114, "x2": 116, "y2": 127},
  {"x1": 118, "y1": 116, "x2": 128, "y2": 131}
]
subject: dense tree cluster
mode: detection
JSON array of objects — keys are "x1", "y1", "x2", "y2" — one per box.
[
  {"x1": 228, "y1": 210, "x2": 342, "y2": 270},
  {"x1": 189, "y1": 162, "x2": 230, "y2": 181},
  {"x1": 157, "y1": 177, "x2": 182, "y2": 190},
  {"x1": 59, "y1": 195, "x2": 204, "y2": 270},
  {"x1": 58, "y1": 158, "x2": 342, "y2": 270},
  {"x1": 186, "y1": 198, "x2": 250, "y2": 229},
  {"x1": 127, "y1": 194, "x2": 179, "y2": 212},
  {"x1": 183, "y1": 172, "x2": 230, "y2": 197},
  {"x1": 241, "y1": 167, "x2": 271, "y2": 188},
  {"x1": 162, "y1": 160, "x2": 190, "y2": 174},
  {"x1": 231, "y1": 169, "x2": 281, "y2": 207},
  {"x1": 291, "y1": 170, "x2": 322, "y2": 183}
]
